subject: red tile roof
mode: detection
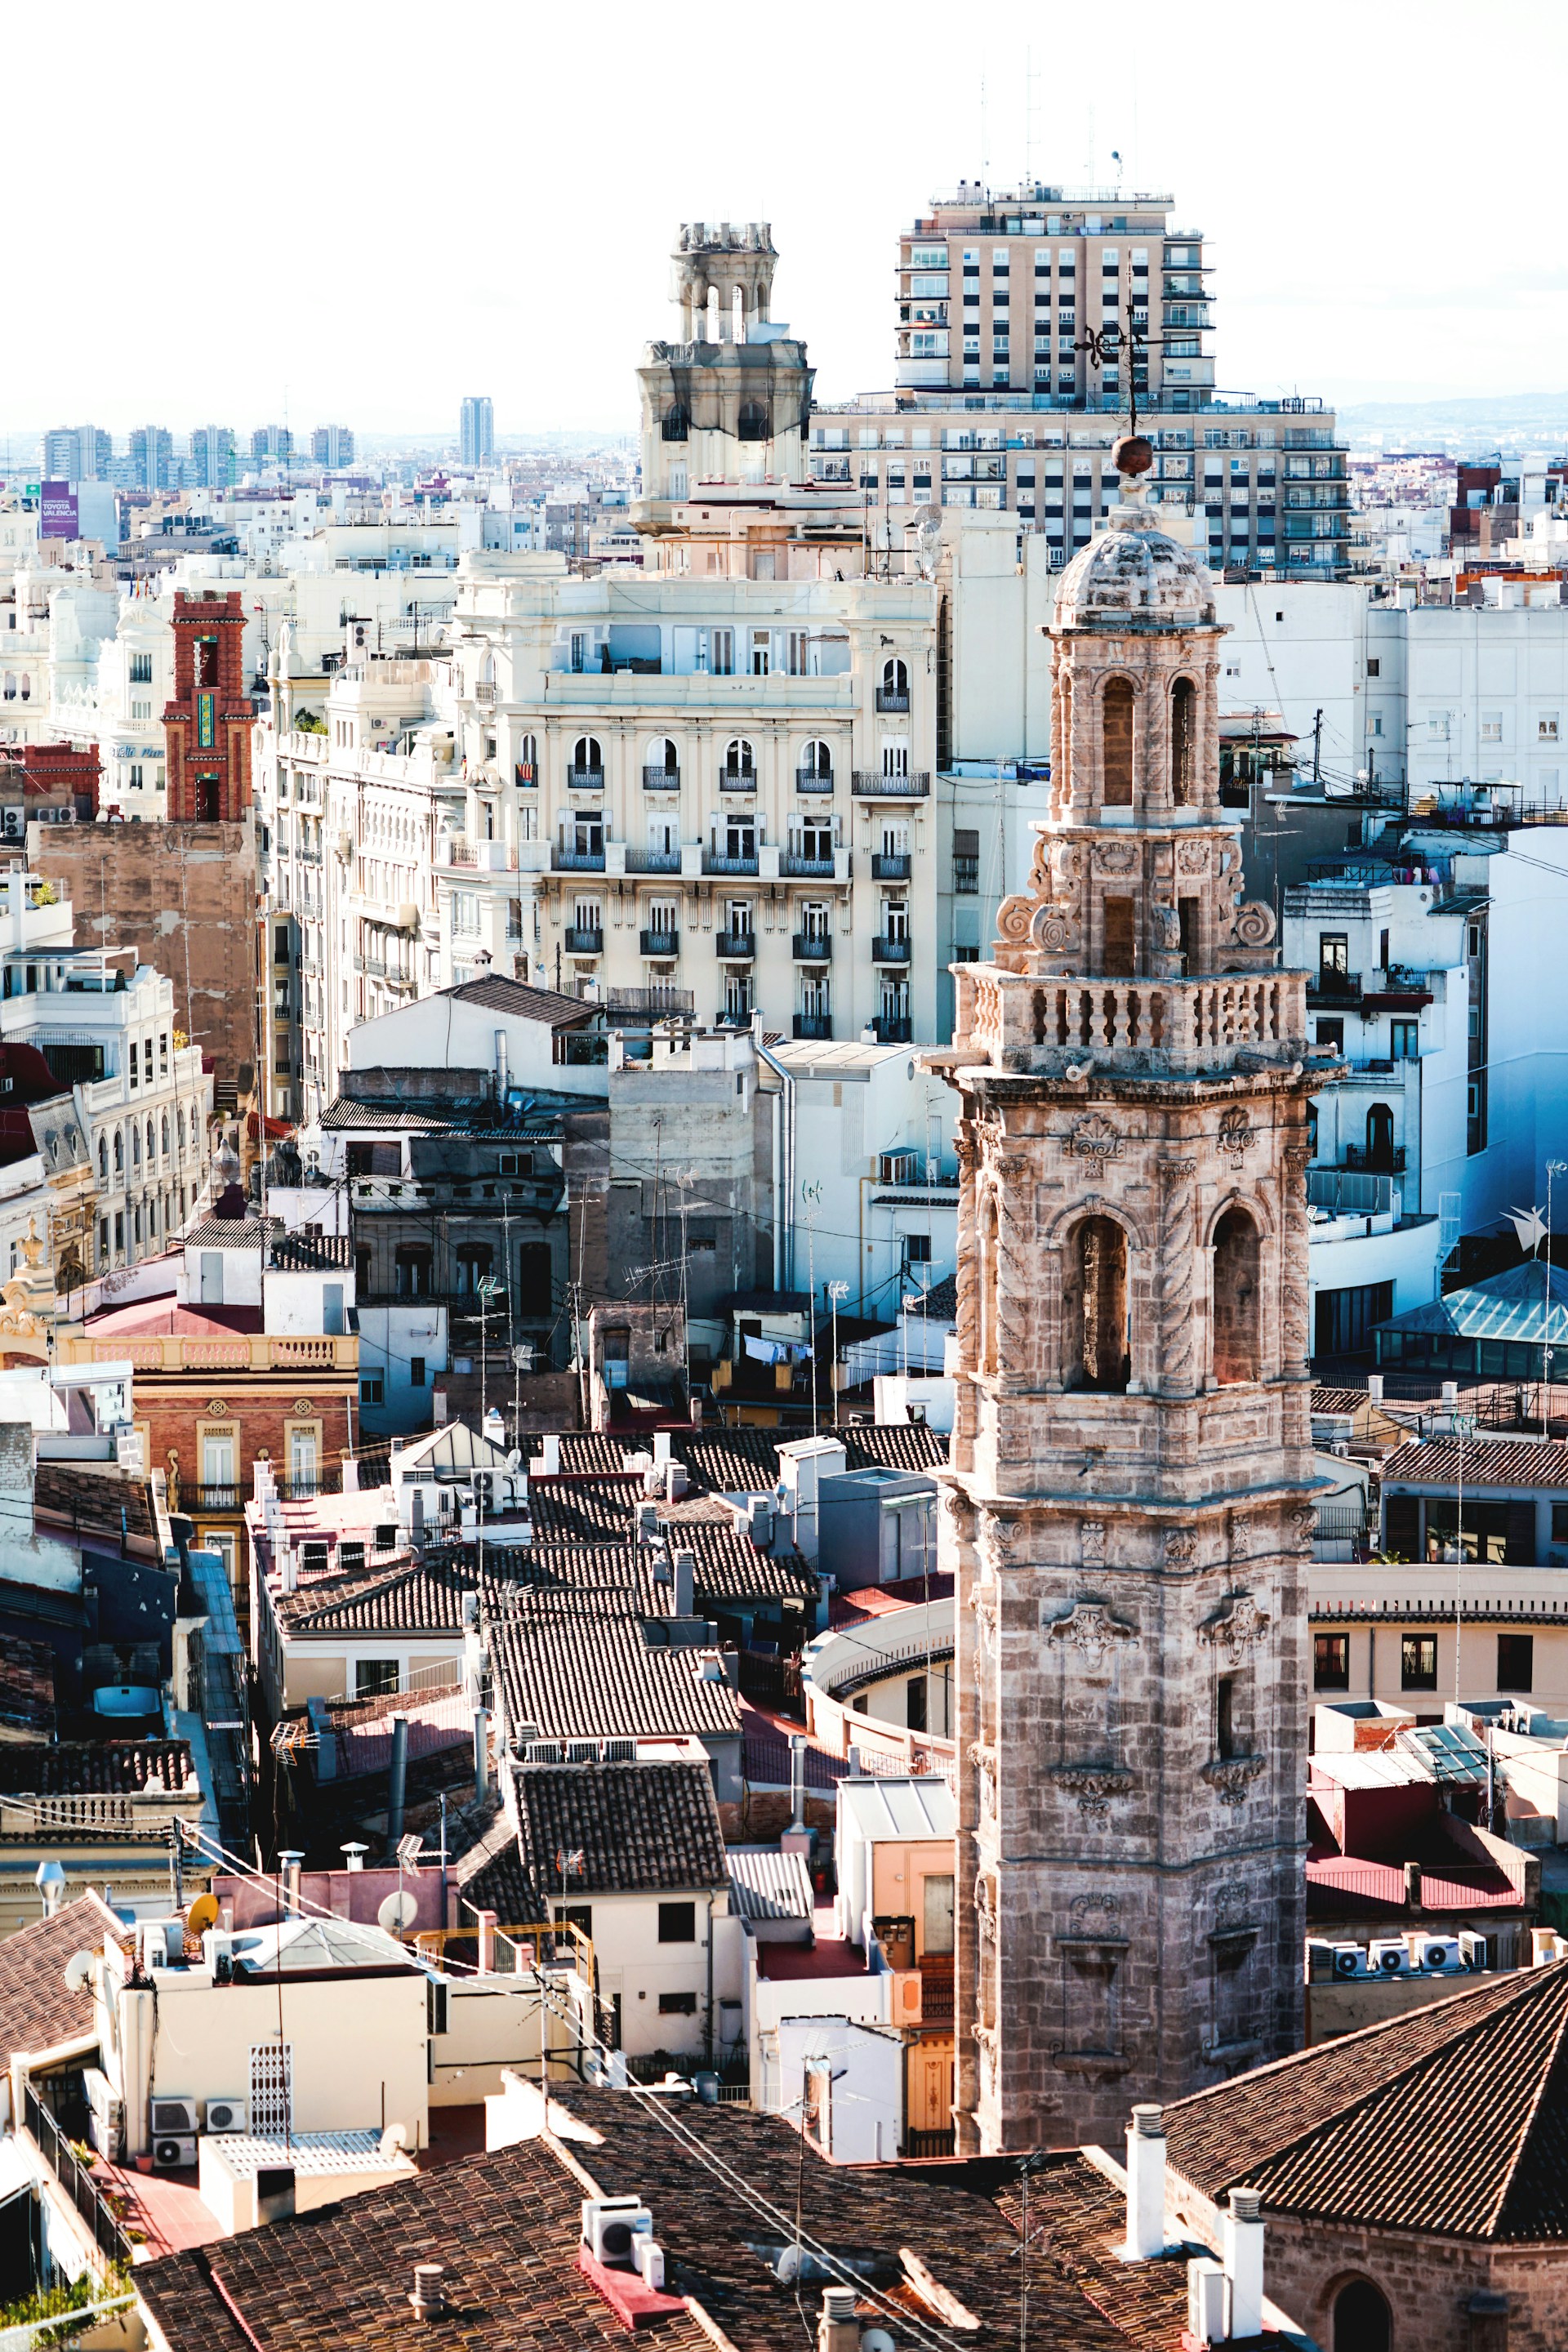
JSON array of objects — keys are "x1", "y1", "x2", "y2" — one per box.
[
  {"x1": 0, "y1": 1891, "x2": 121, "y2": 2060},
  {"x1": 1383, "y1": 1437, "x2": 1568, "y2": 1488}
]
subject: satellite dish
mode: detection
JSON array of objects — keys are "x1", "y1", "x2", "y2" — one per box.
[
  {"x1": 378, "y1": 1889, "x2": 420, "y2": 1934},
  {"x1": 63, "y1": 1951, "x2": 96, "y2": 1995},
  {"x1": 186, "y1": 1892, "x2": 220, "y2": 1936},
  {"x1": 505, "y1": 1448, "x2": 523, "y2": 1472},
  {"x1": 378, "y1": 2123, "x2": 408, "y2": 2162}
]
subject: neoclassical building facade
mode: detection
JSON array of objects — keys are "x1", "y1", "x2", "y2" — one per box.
[{"x1": 930, "y1": 444, "x2": 1331, "y2": 2153}]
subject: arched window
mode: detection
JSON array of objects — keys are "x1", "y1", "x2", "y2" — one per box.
[
  {"x1": 661, "y1": 405, "x2": 689, "y2": 443},
  {"x1": 732, "y1": 287, "x2": 745, "y2": 343},
  {"x1": 1102, "y1": 678, "x2": 1134, "y2": 806},
  {"x1": 146, "y1": 1120, "x2": 156, "y2": 1165},
  {"x1": 978, "y1": 1195, "x2": 999, "y2": 1379},
  {"x1": 177, "y1": 1105, "x2": 185, "y2": 1150},
  {"x1": 571, "y1": 736, "x2": 603, "y2": 782},
  {"x1": 97, "y1": 1135, "x2": 108, "y2": 1182},
  {"x1": 2, "y1": 676, "x2": 12, "y2": 702},
  {"x1": 737, "y1": 401, "x2": 771, "y2": 443},
  {"x1": 516, "y1": 733, "x2": 537, "y2": 786},
  {"x1": 1171, "y1": 676, "x2": 1197, "y2": 805},
  {"x1": 1068, "y1": 1216, "x2": 1129, "y2": 1392},
  {"x1": 800, "y1": 740, "x2": 833, "y2": 782},
  {"x1": 161, "y1": 1115, "x2": 170, "y2": 1158},
  {"x1": 113, "y1": 1129, "x2": 122, "y2": 1174},
  {"x1": 1332, "y1": 2278, "x2": 1391, "y2": 2352},
  {"x1": 131, "y1": 1125, "x2": 140, "y2": 1169},
  {"x1": 724, "y1": 737, "x2": 755, "y2": 780},
  {"x1": 1212, "y1": 1208, "x2": 1261, "y2": 1384},
  {"x1": 648, "y1": 737, "x2": 679, "y2": 779},
  {"x1": 880, "y1": 658, "x2": 910, "y2": 710},
  {"x1": 1365, "y1": 1103, "x2": 1395, "y2": 1171}
]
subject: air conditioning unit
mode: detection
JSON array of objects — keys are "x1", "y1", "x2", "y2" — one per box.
[
  {"x1": 141, "y1": 1922, "x2": 186, "y2": 1973},
  {"x1": 1459, "y1": 1931, "x2": 1490, "y2": 1971},
  {"x1": 1414, "y1": 1935, "x2": 1464, "y2": 1974},
  {"x1": 1368, "y1": 1939, "x2": 1411, "y2": 1977},
  {"x1": 204, "y1": 2096, "x2": 248, "y2": 2135},
  {"x1": 1330, "y1": 1943, "x2": 1370, "y2": 1980},
  {"x1": 879, "y1": 1152, "x2": 918, "y2": 1185},
  {"x1": 151, "y1": 2134, "x2": 198, "y2": 2171},
  {"x1": 581, "y1": 2196, "x2": 653, "y2": 2270},
  {"x1": 84, "y1": 2068, "x2": 123, "y2": 2161},
  {"x1": 149, "y1": 2096, "x2": 199, "y2": 2136}
]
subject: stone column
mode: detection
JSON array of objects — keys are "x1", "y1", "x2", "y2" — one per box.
[
  {"x1": 993, "y1": 1151, "x2": 1034, "y2": 1390},
  {"x1": 954, "y1": 1133, "x2": 980, "y2": 1372},
  {"x1": 1281, "y1": 1143, "x2": 1312, "y2": 1380},
  {"x1": 1157, "y1": 1155, "x2": 1200, "y2": 1396}
]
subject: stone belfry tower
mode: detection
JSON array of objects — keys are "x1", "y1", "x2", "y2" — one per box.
[{"x1": 933, "y1": 440, "x2": 1326, "y2": 2155}]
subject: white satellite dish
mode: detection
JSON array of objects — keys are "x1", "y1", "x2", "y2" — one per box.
[
  {"x1": 63, "y1": 1951, "x2": 96, "y2": 1995},
  {"x1": 378, "y1": 2123, "x2": 408, "y2": 2162},
  {"x1": 377, "y1": 1890, "x2": 419, "y2": 1934}
]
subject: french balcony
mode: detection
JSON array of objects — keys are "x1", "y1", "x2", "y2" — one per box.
[
  {"x1": 566, "y1": 766, "x2": 604, "y2": 791},
  {"x1": 781, "y1": 853, "x2": 840, "y2": 880},
  {"x1": 793, "y1": 933, "x2": 832, "y2": 961},
  {"x1": 719, "y1": 771, "x2": 758, "y2": 793},
  {"x1": 871, "y1": 1015, "x2": 913, "y2": 1044},
  {"x1": 564, "y1": 926, "x2": 603, "y2": 956},
  {"x1": 872, "y1": 934, "x2": 912, "y2": 964},
  {"x1": 793, "y1": 1015, "x2": 833, "y2": 1040},
  {"x1": 551, "y1": 848, "x2": 606, "y2": 872},
  {"x1": 853, "y1": 772, "x2": 931, "y2": 799},
  {"x1": 795, "y1": 768, "x2": 835, "y2": 794},
  {"x1": 1308, "y1": 968, "x2": 1361, "y2": 1003},
  {"x1": 196, "y1": 1484, "x2": 239, "y2": 1511},
  {"x1": 625, "y1": 851, "x2": 683, "y2": 874},
  {"x1": 639, "y1": 929, "x2": 679, "y2": 957},
  {"x1": 643, "y1": 765, "x2": 680, "y2": 791},
  {"x1": 875, "y1": 688, "x2": 911, "y2": 713},
  {"x1": 715, "y1": 929, "x2": 756, "y2": 960},
  {"x1": 703, "y1": 851, "x2": 760, "y2": 876},
  {"x1": 871, "y1": 853, "x2": 911, "y2": 881}
]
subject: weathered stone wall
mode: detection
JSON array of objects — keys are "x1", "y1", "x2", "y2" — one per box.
[{"x1": 35, "y1": 819, "x2": 258, "y2": 1104}]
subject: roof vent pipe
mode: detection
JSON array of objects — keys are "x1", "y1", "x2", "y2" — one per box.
[
  {"x1": 1222, "y1": 2187, "x2": 1265, "y2": 2341},
  {"x1": 495, "y1": 1029, "x2": 509, "y2": 1102},
  {"x1": 474, "y1": 1708, "x2": 492, "y2": 1806},
  {"x1": 789, "y1": 1734, "x2": 807, "y2": 1833},
  {"x1": 1122, "y1": 2103, "x2": 1167, "y2": 2260},
  {"x1": 673, "y1": 1550, "x2": 695, "y2": 1619},
  {"x1": 817, "y1": 2287, "x2": 859, "y2": 2352},
  {"x1": 410, "y1": 2265, "x2": 449, "y2": 2321}
]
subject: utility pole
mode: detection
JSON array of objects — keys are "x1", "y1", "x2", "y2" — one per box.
[{"x1": 1312, "y1": 707, "x2": 1324, "y2": 786}]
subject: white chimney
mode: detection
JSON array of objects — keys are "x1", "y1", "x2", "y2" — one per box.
[
  {"x1": 1123, "y1": 2104, "x2": 1167, "y2": 2259},
  {"x1": 280, "y1": 1544, "x2": 297, "y2": 1594},
  {"x1": 1223, "y1": 2188, "x2": 1265, "y2": 2341},
  {"x1": 653, "y1": 1429, "x2": 671, "y2": 1467},
  {"x1": 1366, "y1": 1373, "x2": 1383, "y2": 1403},
  {"x1": 495, "y1": 1028, "x2": 510, "y2": 1100},
  {"x1": 341, "y1": 1843, "x2": 368, "y2": 1873},
  {"x1": 673, "y1": 1550, "x2": 696, "y2": 1618},
  {"x1": 541, "y1": 1432, "x2": 561, "y2": 1476}
]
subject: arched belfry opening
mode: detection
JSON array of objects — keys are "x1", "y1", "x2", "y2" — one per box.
[
  {"x1": 1068, "y1": 1216, "x2": 1129, "y2": 1392},
  {"x1": 1171, "y1": 675, "x2": 1197, "y2": 805},
  {"x1": 1102, "y1": 679, "x2": 1134, "y2": 807},
  {"x1": 1212, "y1": 1207, "x2": 1262, "y2": 1384}
]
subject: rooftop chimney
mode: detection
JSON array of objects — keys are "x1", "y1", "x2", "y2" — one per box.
[
  {"x1": 673, "y1": 1549, "x2": 696, "y2": 1619},
  {"x1": 817, "y1": 2287, "x2": 859, "y2": 2352},
  {"x1": 340, "y1": 1842, "x2": 368, "y2": 1873},
  {"x1": 1222, "y1": 2188, "x2": 1264, "y2": 2341},
  {"x1": 1123, "y1": 2104, "x2": 1167, "y2": 2260},
  {"x1": 788, "y1": 1734, "x2": 807, "y2": 1834},
  {"x1": 474, "y1": 1708, "x2": 492, "y2": 1806},
  {"x1": 278, "y1": 1851, "x2": 304, "y2": 1915},
  {"x1": 1367, "y1": 1373, "x2": 1383, "y2": 1403},
  {"x1": 410, "y1": 2265, "x2": 449, "y2": 2322},
  {"x1": 653, "y1": 1429, "x2": 671, "y2": 1467},
  {"x1": 541, "y1": 1432, "x2": 561, "y2": 1476}
]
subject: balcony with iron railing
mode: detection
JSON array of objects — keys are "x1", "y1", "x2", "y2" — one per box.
[
  {"x1": 872, "y1": 933, "x2": 912, "y2": 964},
  {"x1": 715, "y1": 929, "x2": 756, "y2": 959},
  {"x1": 704, "y1": 851, "x2": 760, "y2": 876},
  {"x1": 196, "y1": 1484, "x2": 239, "y2": 1511},
  {"x1": 794, "y1": 1014, "x2": 833, "y2": 1040},
  {"x1": 793, "y1": 933, "x2": 832, "y2": 961},
  {"x1": 781, "y1": 853, "x2": 842, "y2": 879},
  {"x1": 639, "y1": 929, "x2": 679, "y2": 957},
  {"x1": 853, "y1": 772, "x2": 931, "y2": 798},
  {"x1": 643, "y1": 765, "x2": 680, "y2": 791},
  {"x1": 875, "y1": 688, "x2": 911, "y2": 712},
  {"x1": 719, "y1": 770, "x2": 758, "y2": 793},
  {"x1": 564, "y1": 925, "x2": 603, "y2": 956},
  {"x1": 607, "y1": 986, "x2": 694, "y2": 1022},
  {"x1": 1341, "y1": 1142, "x2": 1407, "y2": 1174},
  {"x1": 871, "y1": 853, "x2": 911, "y2": 880},
  {"x1": 1308, "y1": 967, "x2": 1362, "y2": 1002},
  {"x1": 871, "y1": 1015, "x2": 913, "y2": 1043},
  {"x1": 551, "y1": 847, "x2": 606, "y2": 871},
  {"x1": 567, "y1": 765, "x2": 604, "y2": 790},
  {"x1": 795, "y1": 768, "x2": 835, "y2": 793},
  {"x1": 625, "y1": 850, "x2": 683, "y2": 874}
]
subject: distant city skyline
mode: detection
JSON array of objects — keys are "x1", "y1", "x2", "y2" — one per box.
[{"x1": 3, "y1": 0, "x2": 1566, "y2": 438}]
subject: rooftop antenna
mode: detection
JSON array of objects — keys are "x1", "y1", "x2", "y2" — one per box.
[
  {"x1": 1024, "y1": 47, "x2": 1038, "y2": 185},
  {"x1": 980, "y1": 74, "x2": 989, "y2": 181}
]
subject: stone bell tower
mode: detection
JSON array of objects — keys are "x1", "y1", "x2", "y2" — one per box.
[{"x1": 931, "y1": 440, "x2": 1330, "y2": 2155}]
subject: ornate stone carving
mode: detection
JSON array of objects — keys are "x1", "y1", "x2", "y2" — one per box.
[
  {"x1": 1067, "y1": 1891, "x2": 1122, "y2": 1932},
  {"x1": 1031, "y1": 905, "x2": 1079, "y2": 957},
  {"x1": 1093, "y1": 840, "x2": 1137, "y2": 873},
  {"x1": 1231, "y1": 899, "x2": 1277, "y2": 949},
  {"x1": 995, "y1": 893, "x2": 1036, "y2": 948},
  {"x1": 1200, "y1": 1754, "x2": 1267, "y2": 1806},
  {"x1": 1150, "y1": 899, "x2": 1182, "y2": 952},
  {"x1": 1080, "y1": 1520, "x2": 1107, "y2": 1567},
  {"x1": 1217, "y1": 1107, "x2": 1258, "y2": 1166},
  {"x1": 1178, "y1": 840, "x2": 1209, "y2": 874},
  {"x1": 1045, "y1": 1598, "x2": 1138, "y2": 1668},
  {"x1": 1067, "y1": 1114, "x2": 1124, "y2": 1166},
  {"x1": 1198, "y1": 1591, "x2": 1272, "y2": 1659},
  {"x1": 1164, "y1": 1527, "x2": 1197, "y2": 1568},
  {"x1": 1289, "y1": 1503, "x2": 1317, "y2": 1555},
  {"x1": 1157, "y1": 1155, "x2": 1199, "y2": 1396},
  {"x1": 1052, "y1": 1762, "x2": 1134, "y2": 1819}
]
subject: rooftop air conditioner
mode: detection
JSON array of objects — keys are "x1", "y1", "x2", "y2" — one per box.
[
  {"x1": 151, "y1": 2135, "x2": 197, "y2": 2172},
  {"x1": 1414, "y1": 1936, "x2": 1463, "y2": 1974},
  {"x1": 1330, "y1": 1943, "x2": 1370, "y2": 1980},
  {"x1": 581, "y1": 2196, "x2": 653, "y2": 2270},
  {"x1": 204, "y1": 2096, "x2": 248, "y2": 2135},
  {"x1": 1368, "y1": 1939, "x2": 1411, "y2": 1977},
  {"x1": 150, "y1": 2096, "x2": 199, "y2": 2136},
  {"x1": 1459, "y1": 1931, "x2": 1490, "y2": 1971}
]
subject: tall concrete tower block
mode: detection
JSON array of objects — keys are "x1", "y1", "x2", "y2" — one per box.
[{"x1": 932, "y1": 441, "x2": 1333, "y2": 2154}]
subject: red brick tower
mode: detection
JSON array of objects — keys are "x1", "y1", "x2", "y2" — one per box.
[{"x1": 163, "y1": 591, "x2": 252, "y2": 822}]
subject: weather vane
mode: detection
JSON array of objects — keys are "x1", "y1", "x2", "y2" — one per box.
[{"x1": 1076, "y1": 291, "x2": 1160, "y2": 442}]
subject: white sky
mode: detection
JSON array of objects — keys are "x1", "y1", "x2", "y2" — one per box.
[{"x1": 7, "y1": 0, "x2": 1568, "y2": 445}]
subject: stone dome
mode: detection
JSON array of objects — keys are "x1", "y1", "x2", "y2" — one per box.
[{"x1": 1054, "y1": 489, "x2": 1217, "y2": 631}]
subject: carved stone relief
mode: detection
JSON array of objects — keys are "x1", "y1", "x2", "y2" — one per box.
[{"x1": 1045, "y1": 1598, "x2": 1138, "y2": 1668}]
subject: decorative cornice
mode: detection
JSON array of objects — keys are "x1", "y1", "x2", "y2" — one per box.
[{"x1": 1200, "y1": 1753, "x2": 1267, "y2": 1806}]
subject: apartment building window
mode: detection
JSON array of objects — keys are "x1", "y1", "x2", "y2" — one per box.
[
  {"x1": 723, "y1": 971, "x2": 753, "y2": 1023},
  {"x1": 1499, "y1": 1633, "x2": 1534, "y2": 1693},
  {"x1": 1542, "y1": 714, "x2": 1561, "y2": 741},
  {"x1": 800, "y1": 899, "x2": 831, "y2": 940},
  {"x1": 1480, "y1": 712, "x2": 1503, "y2": 743},
  {"x1": 882, "y1": 898, "x2": 909, "y2": 942},
  {"x1": 129, "y1": 653, "x2": 153, "y2": 684},
  {"x1": 800, "y1": 972, "x2": 831, "y2": 1020},
  {"x1": 724, "y1": 737, "x2": 755, "y2": 781},
  {"x1": 1391, "y1": 1019, "x2": 1419, "y2": 1059},
  {"x1": 709, "y1": 628, "x2": 734, "y2": 677},
  {"x1": 1313, "y1": 1633, "x2": 1350, "y2": 1690},
  {"x1": 1401, "y1": 1636, "x2": 1437, "y2": 1692},
  {"x1": 953, "y1": 828, "x2": 979, "y2": 893},
  {"x1": 725, "y1": 899, "x2": 753, "y2": 939},
  {"x1": 451, "y1": 891, "x2": 479, "y2": 937}
]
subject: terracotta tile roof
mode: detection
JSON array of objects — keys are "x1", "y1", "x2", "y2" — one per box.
[
  {"x1": 0, "y1": 1891, "x2": 122, "y2": 2062},
  {"x1": 0, "y1": 1634, "x2": 55, "y2": 1736},
  {"x1": 511, "y1": 1760, "x2": 729, "y2": 1903},
  {"x1": 446, "y1": 973, "x2": 597, "y2": 1028},
  {"x1": 0, "y1": 1741, "x2": 194, "y2": 1796},
  {"x1": 1164, "y1": 1959, "x2": 1568, "y2": 2240},
  {"x1": 1382, "y1": 1437, "x2": 1568, "y2": 1489},
  {"x1": 490, "y1": 1596, "x2": 741, "y2": 1746},
  {"x1": 542, "y1": 1421, "x2": 948, "y2": 1493},
  {"x1": 280, "y1": 1558, "x2": 477, "y2": 1637},
  {"x1": 527, "y1": 1476, "x2": 640, "y2": 1543},
  {"x1": 33, "y1": 1460, "x2": 156, "y2": 1542},
  {"x1": 451, "y1": 1802, "x2": 538, "y2": 1922}
]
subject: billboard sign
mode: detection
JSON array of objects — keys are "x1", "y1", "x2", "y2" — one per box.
[{"x1": 39, "y1": 482, "x2": 78, "y2": 540}]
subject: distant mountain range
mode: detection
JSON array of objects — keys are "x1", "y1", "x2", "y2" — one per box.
[{"x1": 1335, "y1": 391, "x2": 1568, "y2": 458}]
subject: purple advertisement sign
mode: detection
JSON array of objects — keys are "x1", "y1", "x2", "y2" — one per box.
[{"x1": 39, "y1": 482, "x2": 78, "y2": 540}]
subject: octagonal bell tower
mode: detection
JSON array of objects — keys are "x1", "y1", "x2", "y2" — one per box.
[{"x1": 932, "y1": 440, "x2": 1335, "y2": 2154}]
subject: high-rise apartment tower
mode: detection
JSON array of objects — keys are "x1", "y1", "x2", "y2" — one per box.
[{"x1": 460, "y1": 396, "x2": 495, "y2": 469}]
